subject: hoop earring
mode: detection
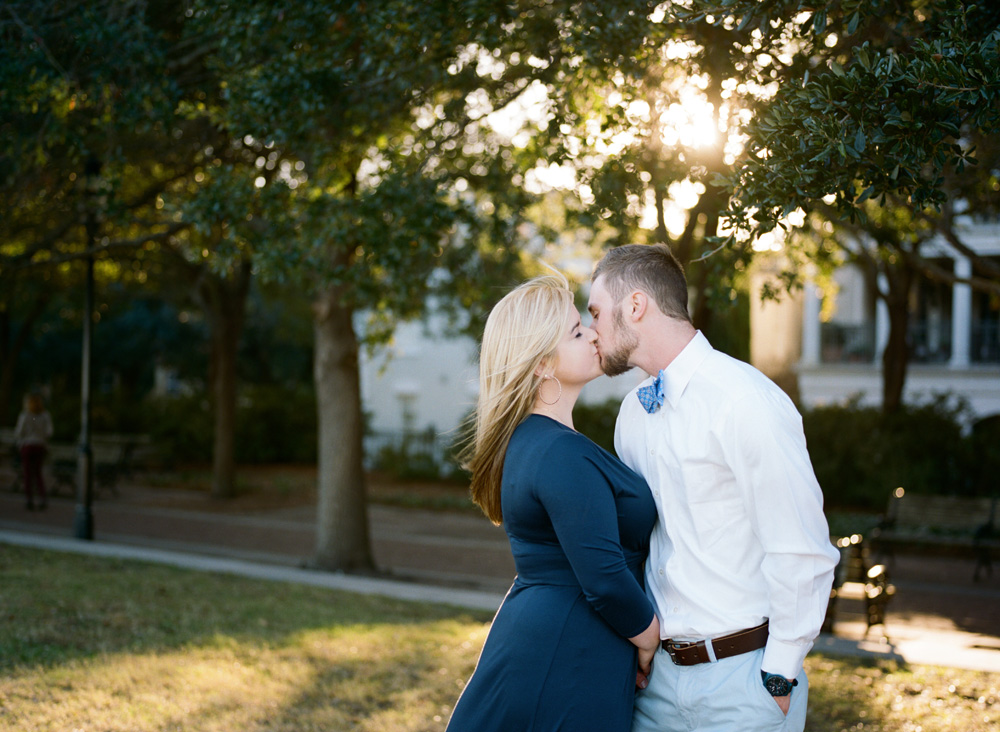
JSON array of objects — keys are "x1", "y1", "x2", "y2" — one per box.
[{"x1": 538, "y1": 375, "x2": 562, "y2": 405}]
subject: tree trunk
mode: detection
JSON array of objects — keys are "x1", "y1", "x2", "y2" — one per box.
[
  {"x1": 312, "y1": 283, "x2": 373, "y2": 571},
  {"x1": 880, "y1": 265, "x2": 915, "y2": 415},
  {"x1": 196, "y1": 261, "x2": 252, "y2": 500}
]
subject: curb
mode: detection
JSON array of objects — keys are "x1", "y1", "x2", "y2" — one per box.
[{"x1": 0, "y1": 529, "x2": 505, "y2": 613}]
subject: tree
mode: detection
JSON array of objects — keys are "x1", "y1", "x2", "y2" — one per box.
[
  {"x1": 447, "y1": 8, "x2": 771, "y2": 360},
  {"x1": 176, "y1": 0, "x2": 571, "y2": 569},
  {"x1": 191, "y1": 0, "x2": 694, "y2": 569},
  {"x1": 0, "y1": 1, "x2": 203, "y2": 450},
  {"x1": 569, "y1": 14, "x2": 761, "y2": 344},
  {"x1": 3, "y1": 0, "x2": 555, "y2": 567},
  {"x1": 1, "y1": 1, "x2": 304, "y2": 499},
  {"x1": 676, "y1": 1, "x2": 1000, "y2": 410}
]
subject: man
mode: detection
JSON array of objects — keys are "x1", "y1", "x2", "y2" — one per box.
[{"x1": 588, "y1": 244, "x2": 839, "y2": 732}]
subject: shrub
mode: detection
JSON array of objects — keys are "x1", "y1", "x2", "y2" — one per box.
[
  {"x1": 144, "y1": 384, "x2": 318, "y2": 466},
  {"x1": 367, "y1": 425, "x2": 469, "y2": 482},
  {"x1": 803, "y1": 394, "x2": 981, "y2": 511},
  {"x1": 968, "y1": 414, "x2": 1000, "y2": 496},
  {"x1": 144, "y1": 394, "x2": 214, "y2": 465},
  {"x1": 234, "y1": 384, "x2": 317, "y2": 463}
]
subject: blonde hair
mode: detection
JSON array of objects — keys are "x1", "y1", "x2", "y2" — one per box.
[{"x1": 462, "y1": 273, "x2": 573, "y2": 524}]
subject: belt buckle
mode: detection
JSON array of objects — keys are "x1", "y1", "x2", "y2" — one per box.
[{"x1": 664, "y1": 639, "x2": 697, "y2": 665}]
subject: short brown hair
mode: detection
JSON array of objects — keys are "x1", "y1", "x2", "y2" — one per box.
[{"x1": 592, "y1": 244, "x2": 692, "y2": 323}]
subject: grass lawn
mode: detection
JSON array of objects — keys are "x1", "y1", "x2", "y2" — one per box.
[{"x1": 1, "y1": 546, "x2": 996, "y2": 732}]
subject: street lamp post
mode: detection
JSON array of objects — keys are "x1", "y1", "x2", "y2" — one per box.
[{"x1": 73, "y1": 159, "x2": 101, "y2": 540}]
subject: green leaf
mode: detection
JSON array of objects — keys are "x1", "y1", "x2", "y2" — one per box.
[
  {"x1": 812, "y1": 11, "x2": 827, "y2": 36},
  {"x1": 847, "y1": 12, "x2": 861, "y2": 36},
  {"x1": 857, "y1": 46, "x2": 871, "y2": 72}
]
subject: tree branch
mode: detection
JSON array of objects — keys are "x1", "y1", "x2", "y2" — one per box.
[
  {"x1": 4, "y1": 3, "x2": 68, "y2": 77},
  {"x1": 815, "y1": 202, "x2": 1000, "y2": 296},
  {"x1": 914, "y1": 208, "x2": 1000, "y2": 282},
  {"x1": 12, "y1": 222, "x2": 192, "y2": 269}
]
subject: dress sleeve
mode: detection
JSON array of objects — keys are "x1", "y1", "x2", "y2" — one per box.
[{"x1": 535, "y1": 434, "x2": 655, "y2": 639}]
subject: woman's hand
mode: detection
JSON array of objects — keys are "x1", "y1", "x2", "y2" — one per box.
[
  {"x1": 636, "y1": 645, "x2": 655, "y2": 689},
  {"x1": 629, "y1": 614, "x2": 661, "y2": 689}
]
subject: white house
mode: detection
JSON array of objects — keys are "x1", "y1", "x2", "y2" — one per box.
[{"x1": 751, "y1": 222, "x2": 1000, "y2": 423}]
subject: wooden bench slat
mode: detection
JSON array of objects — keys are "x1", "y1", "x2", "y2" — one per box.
[
  {"x1": 894, "y1": 496, "x2": 995, "y2": 531},
  {"x1": 873, "y1": 491, "x2": 997, "y2": 582}
]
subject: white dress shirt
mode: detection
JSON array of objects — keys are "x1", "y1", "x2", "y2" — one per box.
[{"x1": 615, "y1": 332, "x2": 838, "y2": 679}]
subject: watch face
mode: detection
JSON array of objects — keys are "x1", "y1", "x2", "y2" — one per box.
[{"x1": 764, "y1": 676, "x2": 792, "y2": 696}]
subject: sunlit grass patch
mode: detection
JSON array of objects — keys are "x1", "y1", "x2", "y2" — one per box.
[{"x1": 806, "y1": 654, "x2": 997, "y2": 732}]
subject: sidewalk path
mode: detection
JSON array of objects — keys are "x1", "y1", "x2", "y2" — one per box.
[{"x1": 2, "y1": 488, "x2": 998, "y2": 672}]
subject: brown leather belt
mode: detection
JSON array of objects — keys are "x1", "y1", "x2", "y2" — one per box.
[{"x1": 661, "y1": 621, "x2": 769, "y2": 666}]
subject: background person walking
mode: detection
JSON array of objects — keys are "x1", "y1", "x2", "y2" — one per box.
[{"x1": 14, "y1": 393, "x2": 54, "y2": 511}]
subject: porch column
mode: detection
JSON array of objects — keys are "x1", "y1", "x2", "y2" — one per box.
[
  {"x1": 875, "y1": 273, "x2": 890, "y2": 363},
  {"x1": 950, "y1": 254, "x2": 972, "y2": 369},
  {"x1": 801, "y1": 282, "x2": 822, "y2": 367}
]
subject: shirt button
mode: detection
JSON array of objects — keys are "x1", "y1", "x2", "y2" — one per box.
[
  {"x1": 649, "y1": 448, "x2": 655, "y2": 455},
  {"x1": 673, "y1": 607, "x2": 679, "y2": 613},
  {"x1": 658, "y1": 568, "x2": 664, "y2": 576}
]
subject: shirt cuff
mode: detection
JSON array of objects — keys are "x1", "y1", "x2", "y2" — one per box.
[{"x1": 761, "y1": 636, "x2": 812, "y2": 680}]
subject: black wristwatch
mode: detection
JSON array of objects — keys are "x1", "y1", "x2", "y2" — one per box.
[{"x1": 761, "y1": 671, "x2": 798, "y2": 697}]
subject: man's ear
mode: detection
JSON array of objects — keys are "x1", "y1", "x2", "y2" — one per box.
[{"x1": 627, "y1": 291, "x2": 648, "y2": 322}]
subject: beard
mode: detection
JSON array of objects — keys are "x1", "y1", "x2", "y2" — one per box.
[{"x1": 599, "y1": 308, "x2": 638, "y2": 377}]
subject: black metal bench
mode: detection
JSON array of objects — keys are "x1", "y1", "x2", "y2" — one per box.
[
  {"x1": 870, "y1": 488, "x2": 999, "y2": 582},
  {"x1": 821, "y1": 533, "x2": 895, "y2": 636},
  {"x1": 6, "y1": 435, "x2": 146, "y2": 499}
]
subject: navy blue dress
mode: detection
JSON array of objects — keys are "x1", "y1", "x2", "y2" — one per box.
[{"x1": 447, "y1": 414, "x2": 657, "y2": 732}]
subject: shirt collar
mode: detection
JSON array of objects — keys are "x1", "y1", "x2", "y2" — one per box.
[{"x1": 661, "y1": 330, "x2": 712, "y2": 408}]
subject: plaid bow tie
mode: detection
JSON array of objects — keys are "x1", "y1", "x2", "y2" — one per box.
[{"x1": 636, "y1": 370, "x2": 666, "y2": 414}]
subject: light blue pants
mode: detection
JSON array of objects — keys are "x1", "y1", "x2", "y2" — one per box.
[{"x1": 632, "y1": 646, "x2": 808, "y2": 732}]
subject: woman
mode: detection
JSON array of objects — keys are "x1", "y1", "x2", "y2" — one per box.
[
  {"x1": 14, "y1": 393, "x2": 54, "y2": 511},
  {"x1": 447, "y1": 274, "x2": 660, "y2": 732}
]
